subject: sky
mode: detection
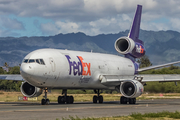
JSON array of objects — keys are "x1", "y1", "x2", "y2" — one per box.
[{"x1": 0, "y1": 0, "x2": 180, "y2": 37}]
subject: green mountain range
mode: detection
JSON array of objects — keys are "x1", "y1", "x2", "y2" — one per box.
[{"x1": 0, "y1": 30, "x2": 180, "y2": 66}]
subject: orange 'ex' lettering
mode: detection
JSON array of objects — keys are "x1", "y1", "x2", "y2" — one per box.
[{"x1": 78, "y1": 56, "x2": 91, "y2": 76}]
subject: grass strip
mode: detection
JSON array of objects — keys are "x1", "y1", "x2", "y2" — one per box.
[{"x1": 56, "y1": 111, "x2": 180, "y2": 120}]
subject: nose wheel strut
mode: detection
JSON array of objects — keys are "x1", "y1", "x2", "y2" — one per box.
[{"x1": 41, "y1": 88, "x2": 50, "y2": 105}]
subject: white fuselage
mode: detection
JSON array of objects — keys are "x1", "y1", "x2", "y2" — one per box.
[{"x1": 20, "y1": 49, "x2": 135, "y2": 89}]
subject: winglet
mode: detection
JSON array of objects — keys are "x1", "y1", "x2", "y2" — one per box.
[{"x1": 128, "y1": 5, "x2": 143, "y2": 44}]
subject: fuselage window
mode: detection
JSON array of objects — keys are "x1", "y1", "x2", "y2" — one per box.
[
  {"x1": 23, "y1": 59, "x2": 28, "y2": 63},
  {"x1": 29, "y1": 59, "x2": 35, "y2": 63},
  {"x1": 40, "y1": 59, "x2": 45, "y2": 65}
]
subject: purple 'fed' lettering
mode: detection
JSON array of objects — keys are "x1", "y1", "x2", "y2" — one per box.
[
  {"x1": 65, "y1": 55, "x2": 82, "y2": 75},
  {"x1": 65, "y1": 55, "x2": 91, "y2": 76}
]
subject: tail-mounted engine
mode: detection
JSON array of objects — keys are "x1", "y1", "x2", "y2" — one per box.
[
  {"x1": 20, "y1": 82, "x2": 43, "y2": 98},
  {"x1": 115, "y1": 37, "x2": 145, "y2": 58},
  {"x1": 120, "y1": 80, "x2": 144, "y2": 98}
]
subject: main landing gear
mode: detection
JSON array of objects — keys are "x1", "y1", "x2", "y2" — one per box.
[
  {"x1": 93, "y1": 89, "x2": 103, "y2": 103},
  {"x1": 58, "y1": 89, "x2": 74, "y2": 104},
  {"x1": 120, "y1": 96, "x2": 136, "y2": 104},
  {"x1": 41, "y1": 88, "x2": 50, "y2": 105}
]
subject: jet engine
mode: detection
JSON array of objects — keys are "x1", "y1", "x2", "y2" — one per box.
[
  {"x1": 114, "y1": 37, "x2": 145, "y2": 58},
  {"x1": 120, "y1": 80, "x2": 144, "y2": 98},
  {"x1": 20, "y1": 82, "x2": 43, "y2": 98}
]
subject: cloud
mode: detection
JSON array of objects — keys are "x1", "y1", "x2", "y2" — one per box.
[
  {"x1": 0, "y1": 17, "x2": 25, "y2": 37},
  {"x1": 0, "y1": 29, "x2": 21, "y2": 37},
  {"x1": 40, "y1": 14, "x2": 132, "y2": 36},
  {"x1": 0, "y1": 17, "x2": 25, "y2": 30},
  {"x1": 0, "y1": 0, "x2": 180, "y2": 36},
  {"x1": 0, "y1": 0, "x2": 167, "y2": 22}
]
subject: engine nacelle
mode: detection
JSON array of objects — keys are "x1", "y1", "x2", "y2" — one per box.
[
  {"x1": 20, "y1": 82, "x2": 43, "y2": 98},
  {"x1": 120, "y1": 80, "x2": 144, "y2": 98},
  {"x1": 114, "y1": 37, "x2": 145, "y2": 58}
]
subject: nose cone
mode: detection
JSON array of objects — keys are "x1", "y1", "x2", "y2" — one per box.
[{"x1": 20, "y1": 63, "x2": 34, "y2": 78}]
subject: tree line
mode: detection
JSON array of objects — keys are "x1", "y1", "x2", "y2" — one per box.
[{"x1": 0, "y1": 66, "x2": 21, "y2": 91}]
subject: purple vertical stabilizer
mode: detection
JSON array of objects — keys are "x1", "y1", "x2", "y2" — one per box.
[{"x1": 128, "y1": 5, "x2": 143, "y2": 45}]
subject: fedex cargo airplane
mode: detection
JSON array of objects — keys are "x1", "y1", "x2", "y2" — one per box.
[{"x1": 1, "y1": 5, "x2": 180, "y2": 105}]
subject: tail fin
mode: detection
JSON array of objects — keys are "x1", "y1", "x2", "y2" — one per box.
[
  {"x1": 114, "y1": 5, "x2": 145, "y2": 59},
  {"x1": 128, "y1": 5, "x2": 143, "y2": 45}
]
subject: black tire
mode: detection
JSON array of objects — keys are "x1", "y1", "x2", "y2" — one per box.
[
  {"x1": 129, "y1": 98, "x2": 134, "y2": 104},
  {"x1": 93, "y1": 95, "x2": 97, "y2": 103},
  {"x1": 66, "y1": 96, "x2": 70, "y2": 104},
  {"x1": 132, "y1": 98, "x2": 136, "y2": 104},
  {"x1": 46, "y1": 99, "x2": 50, "y2": 105},
  {"x1": 69, "y1": 96, "x2": 74, "y2": 104},
  {"x1": 41, "y1": 99, "x2": 46, "y2": 105},
  {"x1": 99, "y1": 95, "x2": 103, "y2": 103},
  {"x1": 58, "y1": 96, "x2": 61, "y2": 104},
  {"x1": 58, "y1": 96, "x2": 64, "y2": 104},
  {"x1": 120, "y1": 96, "x2": 127, "y2": 104}
]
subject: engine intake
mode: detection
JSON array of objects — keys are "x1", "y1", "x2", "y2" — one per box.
[
  {"x1": 115, "y1": 37, "x2": 135, "y2": 55},
  {"x1": 120, "y1": 80, "x2": 144, "y2": 98},
  {"x1": 115, "y1": 37, "x2": 145, "y2": 58},
  {"x1": 20, "y1": 82, "x2": 43, "y2": 98}
]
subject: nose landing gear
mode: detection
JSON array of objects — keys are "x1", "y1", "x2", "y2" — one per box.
[{"x1": 41, "y1": 88, "x2": 50, "y2": 105}]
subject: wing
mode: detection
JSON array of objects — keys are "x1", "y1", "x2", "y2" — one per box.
[
  {"x1": 138, "y1": 74, "x2": 180, "y2": 82},
  {"x1": 138, "y1": 61, "x2": 180, "y2": 72},
  {"x1": 0, "y1": 74, "x2": 24, "y2": 81},
  {"x1": 101, "y1": 74, "x2": 180, "y2": 86}
]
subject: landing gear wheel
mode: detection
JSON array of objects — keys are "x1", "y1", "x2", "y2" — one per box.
[
  {"x1": 129, "y1": 98, "x2": 136, "y2": 104},
  {"x1": 46, "y1": 99, "x2": 50, "y2": 105},
  {"x1": 58, "y1": 96, "x2": 62, "y2": 104},
  {"x1": 93, "y1": 95, "x2": 97, "y2": 103},
  {"x1": 58, "y1": 90, "x2": 74, "y2": 104},
  {"x1": 41, "y1": 99, "x2": 50, "y2": 105},
  {"x1": 99, "y1": 95, "x2": 103, "y2": 103},
  {"x1": 58, "y1": 96, "x2": 65, "y2": 104},
  {"x1": 69, "y1": 96, "x2": 74, "y2": 104},
  {"x1": 93, "y1": 89, "x2": 104, "y2": 104},
  {"x1": 120, "y1": 96, "x2": 127, "y2": 104},
  {"x1": 66, "y1": 96, "x2": 70, "y2": 104},
  {"x1": 41, "y1": 99, "x2": 46, "y2": 105}
]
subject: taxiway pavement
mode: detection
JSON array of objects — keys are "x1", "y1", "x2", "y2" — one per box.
[{"x1": 0, "y1": 99, "x2": 180, "y2": 120}]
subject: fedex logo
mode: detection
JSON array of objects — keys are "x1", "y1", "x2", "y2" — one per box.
[
  {"x1": 139, "y1": 87, "x2": 143, "y2": 95},
  {"x1": 136, "y1": 44, "x2": 144, "y2": 54},
  {"x1": 65, "y1": 55, "x2": 91, "y2": 76}
]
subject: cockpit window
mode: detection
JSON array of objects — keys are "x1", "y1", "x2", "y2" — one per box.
[
  {"x1": 23, "y1": 59, "x2": 28, "y2": 63},
  {"x1": 36, "y1": 59, "x2": 40, "y2": 64},
  {"x1": 40, "y1": 59, "x2": 45, "y2": 65},
  {"x1": 23, "y1": 58, "x2": 45, "y2": 65},
  {"x1": 29, "y1": 59, "x2": 35, "y2": 63}
]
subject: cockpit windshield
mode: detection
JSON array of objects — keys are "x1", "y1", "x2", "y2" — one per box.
[{"x1": 23, "y1": 59, "x2": 45, "y2": 65}]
